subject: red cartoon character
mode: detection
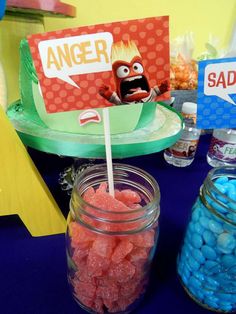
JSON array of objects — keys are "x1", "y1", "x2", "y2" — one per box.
[{"x1": 99, "y1": 40, "x2": 169, "y2": 105}]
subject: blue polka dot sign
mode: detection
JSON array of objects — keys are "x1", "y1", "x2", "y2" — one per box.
[
  {"x1": 0, "y1": 0, "x2": 6, "y2": 20},
  {"x1": 197, "y1": 57, "x2": 236, "y2": 129}
]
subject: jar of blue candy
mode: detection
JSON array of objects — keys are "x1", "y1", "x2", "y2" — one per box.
[{"x1": 177, "y1": 166, "x2": 236, "y2": 312}]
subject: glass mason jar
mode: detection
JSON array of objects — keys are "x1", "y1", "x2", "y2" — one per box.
[
  {"x1": 177, "y1": 167, "x2": 236, "y2": 312},
  {"x1": 66, "y1": 163, "x2": 160, "y2": 314}
]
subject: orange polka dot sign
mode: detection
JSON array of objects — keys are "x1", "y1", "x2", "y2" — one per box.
[{"x1": 28, "y1": 16, "x2": 170, "y2": 115}]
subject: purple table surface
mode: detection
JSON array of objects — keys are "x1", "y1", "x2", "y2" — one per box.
[{"x1": 0, "y1": 134, "x2": 213, "y2": 314}]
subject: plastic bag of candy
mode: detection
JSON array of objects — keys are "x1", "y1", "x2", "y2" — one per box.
[{"x1": 170, "y1": 33, "x2": 198, "y2": 90}]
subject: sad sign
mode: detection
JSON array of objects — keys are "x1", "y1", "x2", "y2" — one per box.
[
  {"x1": 39, "y1": 32, "x2": 113, "y2": 88},
  {"x1": 197, "y1": 57, "x2": 236, "y2": 129},
  {"x1": 204, "y1": 62, "x2": 236, "y2": 105}
]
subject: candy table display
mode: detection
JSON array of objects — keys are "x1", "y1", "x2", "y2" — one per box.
[
  {"x1": 177, "y1": 166, "x2": 236, "y2": 312},
  {"x1": 66, "y1": 163, "x2": 160, "y2": 314}
]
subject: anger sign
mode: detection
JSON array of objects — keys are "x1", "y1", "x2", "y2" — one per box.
[
  {"x1": 28, "y1": 16, "x2": 170, "y2": 116},
  {"x1": 197, "y1": 58, "x2": 236, "y2": 129}
]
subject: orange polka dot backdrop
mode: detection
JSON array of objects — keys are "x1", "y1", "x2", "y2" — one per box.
[{"x1": 28, "y1": 16, "x2": 170, "y2": 114}]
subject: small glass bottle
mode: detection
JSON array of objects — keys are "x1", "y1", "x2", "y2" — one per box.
[
  {"x1": 207, "y1": 129, "x2": 236, "y2": 167},
  {"x1": 164, "y1": 102, "x2": 201, "y2": 167},
  {"x1": 66, "y1": 163, "x2": 160, "y2": 314},
  {"x1": 177, "y1": 166, "x2": 236, "y2": 312}
]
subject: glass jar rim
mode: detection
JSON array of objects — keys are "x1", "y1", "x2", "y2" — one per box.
[
  {"x1": 200, "y1": 166, "x2": 236, "y2": 226},
  {"x1": 72, "y1": 162, "x2": 160, "y2": 215},
  {"x1": 70, "y1": 163, "x2": 160, "y2": 234}
]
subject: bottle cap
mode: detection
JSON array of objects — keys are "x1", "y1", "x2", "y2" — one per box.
[{"x1": 181, "y1": 102, "x2": 197, "y2": 115}]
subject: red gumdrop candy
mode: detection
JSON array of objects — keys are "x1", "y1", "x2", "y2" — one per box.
[
  {"x1": 108, "y1": 259, "x2": 135, "y2": 283},
  {"x1": 127, "y1": 247, "x2": 148, "y2": 263},
  {"x1": 129, "y1": 229, "x2": 155, "y2": 248},
  {"x1": 89, "y1": 193, "x2": 130, "y2": 213},
  {"x1": 115, "y1": 189, "x2": 141, "y2": 206},
  {"x1": 82, "y1": 186, "x2": 95, "y2": 203},
  {"x1": 103, "y1": 298, "x2": 116, "y2": 312},
  {"x1": 117, "y1": 293, "x2": 139, "y2": 311},
  {"x1": 91, "y1": 236, "x2": 116, "y2": 259},
  {"x1": 87, "y1": 250, "x2": 110, "y2": 277},
  {"x1": 69, "y1": 222, "x2": 96, "y2": 248},
  {"x1": 119, "y1": 279, "x2": 140, "y2": 298},
  {"x1": 96, "y1": 283, "x2": 119, "y2": 302},
  {"x1": 129, "y1": 203, "x2": 142, "y2": 210},
  {"x1": 75, "y1": 267, "x2": 96, "y2": 285},
  {"x1": 72, "y1": 247, "x2": 90, "y2": 268},
  {"x1": 75, "y1": 294, "x2": 93, "y2": 309},
  {"x1": 96, "y1": 182, "x2": 108, "y2": 194},
  {"x1": 111, "y1": 240, "x2": 133, "y2": 263},
  {"x1": 73, "y1": 280, "x2": 96, "y2": 299},
  {"x1": 92, "y1": 298, "x2": 104, "y2": 314}
]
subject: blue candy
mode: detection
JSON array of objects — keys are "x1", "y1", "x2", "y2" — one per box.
[
  {"x1": 203, "y1": 262, "x2": 221, "y2": 276},
  {"x1": 202, "y1": 289, "x2": 214, "y2": 297},
  {"x1": 194, "y1": 271, "x2": 205, "y2": 282},
  {"x1": 194, "y1": 222, "x2": 204, "y2": 234},
  {"x1": 201, "y1": 245, "x2": 217, "y2": 260},
  {"x1": 195, "y1": 289, "x2": 204, "y2": 301},
  {"x1": 188, "y1": 256, "x2": 200, "y2": 271},
  {"x1": 229, "y1": 201, "x2": 236, "y2": 211},
  {"x1": 199, "y1": 216, "x2": 210, "y2": 229},
  {"x1": 181, "y1": 244, "x2": 190, "y2": 257},
  {"x1": 205, "y1": 195, "x2": 213, "y2": 206},
  {"x1": 203, "y1": 230, "x2": 216, "y2": 246},
  {"x1": 214, "y1": 183, "x2": 227, "y2": 194},
  {"x1": 182, "y1": 268, "x2": 190, "y2": 280},
  {"x1": 182, "y1": 274, "x2": 189, "y2": 286},
  {"x1": 191, "y1": 233, "x2": 203, "y2": 249},
  {"x1": 178, "y1": 175, "x2": 236, "y2": 312},
  {"x1": 204, "y1": 299, "x2": 218, "y2": 310},
  {"x1": 215, "y1": 176, "x2": 229, "y2": 184},
  {"x1": 219, "y1": 304, "x2": 233, "y2": 312},
  {"x1": 208, "y1": 219, "x2": 223, "y2": 234},
  {"x1": 216, "y1": 292, "x2": 233, "y2": 302},
  {"x1": 205, "y1": 277, "x2": 220, "y2": 291},
  {"x1": 188, "y1": 221, "x2": 195, "y2": 232},
  {"x1": 212, "y1": 201, "x2": 228, "y2": 214},
  {"x1": 228, "y1": 190, "x2": 236, "y2": 201},
  {"x1": 227, "y1": 213, "x2": 236, "y2": 223},
  {"x1": 221, "y1": 254, "x2": 236, "y2": 269},
  {"x1": 192, "y1": 248, "x2": 205, "y2": 264},
  {"x1": 192, "y1": 209, "x2": 200, "y2": 222},
  {"x1": 217, "y1": 233, "x2": 236, "y2": 254},
  {"x1": 189, "y1": 276, "x2": 202, "y2": 289},
  {"x1": 214, "y1": 183, "x2": 228, "y2": 204},
  {"x1": 224, "y1": 183, "x2": 235, "y2": 198}
]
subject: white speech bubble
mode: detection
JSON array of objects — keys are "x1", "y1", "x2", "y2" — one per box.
[
  {"x1": 38, "y1": 32, "x2": 113, "y2": 88},
  {"x1": 204, "y1": 62, "x2": 236, "y2": 105}
]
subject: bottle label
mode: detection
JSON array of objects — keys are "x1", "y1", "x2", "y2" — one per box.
[
  {"x1": 182, "y1": 113, "x2": 196, "y2": 125},
  {"x1": 167, "y1": 139, "x2": 199, "y2": 158},
  {"x1": 208, "y1": 136, "x2": 236, "y2": 161}
]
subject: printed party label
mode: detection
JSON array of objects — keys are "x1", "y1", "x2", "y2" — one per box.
[
  {"x1": 28, "y1": 16, "x2": 170, "y2": 114},
  {"x1": 38, "y1": 32, "x2": 113, "y2": 89},
  {"x1": 197, "y1": 57, "x2": 236, "y2": 129}
]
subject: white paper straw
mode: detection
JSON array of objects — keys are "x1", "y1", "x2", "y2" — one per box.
[{"x1": 103, "y1": 107, "x2": 114, "y2": 197}]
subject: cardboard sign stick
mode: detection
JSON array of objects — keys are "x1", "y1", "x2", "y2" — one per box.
[{"x1": 103, "y1": 107, "x2": 114, "y2": 197}]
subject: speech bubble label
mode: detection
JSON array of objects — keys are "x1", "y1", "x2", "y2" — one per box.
[
  {"x1": 38, "y1": 32, "x2": 113, "y2": 88},
  {"x1": 204, "y1": 62, "x2": 236, "y2": 105}
]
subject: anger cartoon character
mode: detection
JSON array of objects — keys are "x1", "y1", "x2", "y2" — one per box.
[{"x1": 99, "y1": 40, "x2": 169, "y2": 105}]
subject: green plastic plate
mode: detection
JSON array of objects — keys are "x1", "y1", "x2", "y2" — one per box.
[{"x1": 7, "y1": 101, "x2": 183, "y2": 159}]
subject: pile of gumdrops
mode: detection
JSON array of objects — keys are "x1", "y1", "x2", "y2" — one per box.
[{"x1": 67, "y1": 183, "x2": 157, "y2": 313}]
